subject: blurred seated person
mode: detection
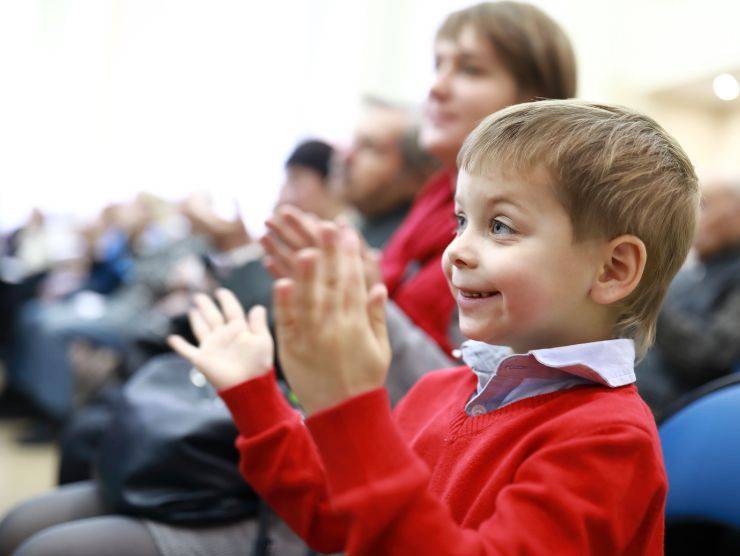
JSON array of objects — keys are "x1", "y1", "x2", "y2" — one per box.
[
  {"x1": 251, "y1": 105, "x2": 455, "y2": 402},
  {"x1": 57, "y1": 111, "x2": 439, "y2": 481},
  {"x1": 5, "y1": 195, "x2": 208, "y2": 440},
  {"x1": 0, "y1": 108, "x2": 442, "y2": 556},
  {"x1": 637, "y1": 178, "x2": 740, "y2": 414},
  {"x1": 129, "y1": 106, "x2": 439, "y2": 367},
  {"x1": 219, "y1": 101, "x2": 438, "y2": 316},
  {"x1": 209, "y1": 138, "x2": 342, "y2": 314},
  {"x1": 330, "y1": 96, "x2": 440, "y2": 248}
]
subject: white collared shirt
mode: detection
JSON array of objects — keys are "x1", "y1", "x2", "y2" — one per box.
[{"x1": 461, "y1": 339, "x2": 636, "y2": 416}]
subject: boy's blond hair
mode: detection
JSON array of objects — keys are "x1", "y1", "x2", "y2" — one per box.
[
  {"x1": 458, "y1": 100, "x2": 700, "y2": 357},
  {"x1": 438, "y1": 2, "x2": 577, "y2": 101}
]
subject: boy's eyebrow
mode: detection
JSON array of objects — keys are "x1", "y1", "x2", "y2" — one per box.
[{"x1": 454, "y1": 193, "x2": 526, "y2": 211}]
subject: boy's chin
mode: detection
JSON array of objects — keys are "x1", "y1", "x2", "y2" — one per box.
[{"x1": 459, "y1": 323, "x2": 508, "y2": 346}]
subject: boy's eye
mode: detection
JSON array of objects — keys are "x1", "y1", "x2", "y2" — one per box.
[
  {"x1": 455, "y1": 214, "x2": 466, "y2": 234},
  {"x1": 491, "y1": 218, "x2": 514, "y2": 235}
]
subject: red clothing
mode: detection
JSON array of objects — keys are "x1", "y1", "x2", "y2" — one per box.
[
  {"x1": 220, "y1": 367, "x2": 667, "y2": 555},
  {"x1": 381, "y1": 170, "x2": 457, "y2": 352}
]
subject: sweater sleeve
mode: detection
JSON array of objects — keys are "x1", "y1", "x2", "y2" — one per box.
[
  {"x1": 305, "y1": 389, "x2": 666, "y2": 555},
  {"x1": 218, "y1": 372, "x2": 348, "y2": 553}
]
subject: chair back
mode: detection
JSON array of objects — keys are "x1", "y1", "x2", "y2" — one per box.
[{"x1": 659, "y1": 374, "x2": 740, "y2": 527}]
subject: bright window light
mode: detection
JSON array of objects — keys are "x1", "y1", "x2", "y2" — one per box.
[{"x1": 712, "y1": 73, "x2": 740, "y2": 101}]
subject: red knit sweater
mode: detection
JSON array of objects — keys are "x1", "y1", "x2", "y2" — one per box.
[{"x1": 220, "y1": 367, "x2": 667, "y2": 555}]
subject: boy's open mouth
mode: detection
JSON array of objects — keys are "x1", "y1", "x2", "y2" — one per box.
[{"x1": 458, "y1": 288, "x2": 499, "y2": 299}]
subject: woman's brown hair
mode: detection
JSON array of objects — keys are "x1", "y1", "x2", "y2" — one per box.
[{"x1": 438, "y1": 2, "x2": 577, "y2": 100}]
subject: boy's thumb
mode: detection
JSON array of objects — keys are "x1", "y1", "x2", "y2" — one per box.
[{"x1": 367, "y1": 283, "x2": 389, "y2": 344}]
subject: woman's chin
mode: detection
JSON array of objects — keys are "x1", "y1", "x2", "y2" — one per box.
[{"x1": 419, "y1": 131, "x2": 460, "y2": 166}]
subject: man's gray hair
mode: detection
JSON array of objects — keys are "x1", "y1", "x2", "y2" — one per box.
[{"x1": 362, "y1": 94, "x2": 440, "y2": 180}]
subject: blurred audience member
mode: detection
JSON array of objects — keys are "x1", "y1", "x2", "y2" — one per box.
[
  {"x1": 227, "y1": 118, "x2": 436, "y2": 315},
  {"x1": 58, "y1": 117, "x2": 437, "y2": 486},
  {"x1": 0, "y1": 125, "x2": 438, "y2": 556},
  {"x1": 638, "y1": 179, "x2": 740, "y2": 413},
  {"x1": 330, "y1": 97, "x2": 439, "y2": 246},
  {"x1": 212, "y1": 139, "x2": 340, "y2": 317},
  {"x1": 277, "y1": 139, "x2": 344, "y2": 220},
  {"x1": 4, "y1": 195, "x2": 208, "y2": 441}
]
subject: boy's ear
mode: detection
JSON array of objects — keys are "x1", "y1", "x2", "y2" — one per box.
[{"x1": 590, "y1": 235, "x2": 647, "y2": 306}]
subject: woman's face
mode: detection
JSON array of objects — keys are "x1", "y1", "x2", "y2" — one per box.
[{"x1": 421, "y1": 25, "x2": 522, "y2": 167}]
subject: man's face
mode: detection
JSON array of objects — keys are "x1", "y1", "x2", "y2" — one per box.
[
  {"x1": 694, "y1": 183, "x2": 740, "y2": 260},
  {"x1": 332, "y1": 107, "x2": 412, "y2": 218}
]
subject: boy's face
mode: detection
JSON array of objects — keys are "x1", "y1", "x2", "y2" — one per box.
[{"x1": 443, "y1": 169, "x2": 604, "y2": 353}]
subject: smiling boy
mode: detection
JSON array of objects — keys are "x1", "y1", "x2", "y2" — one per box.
[{"x1": 170, "y1": 100, "x2": 699, "y2": 555}]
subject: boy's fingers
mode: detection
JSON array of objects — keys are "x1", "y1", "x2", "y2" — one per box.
[
  {"x1": 334, "y1": 214, "x2": 352, "y2": 228},
  {"x1": 341, "y1": 228, "x2": 367, "y2": 313},
  {"x1": 259, "y1": 234, "x2": 294, "y2": 278},
  {"x1": 265, "y1": 213, "x2": 311, "y2": 252},
  {"x1": 363, "y1": 248, "x2": 383, "y2": 287},
  {"x1": 295, "y1": 248, "x2": 320, "y2": 323},
  {"x1": 273, "y1": 278, "x2": 297, "y2": 338},
  {"x1": 194, "y1": 293, "x2": 225, "y2": 329},
  {"x1": 247, "y1": 305, "x2": 269, "y2": 335},
  {"x1": 167, "y1": 335, "x2": 201, "y2": 364},
  {"x1": 281, "y1": 206, "x2": 321, "y2": 246},
  {"x1": 188, "y1": 308, "x2": 210, "y2": 343},
  {"x1": 213, "y1": 318, "x2": 244, "y2": 344},
  {"x1": 367, "y1": 283, "x2": 389, "y2": 344},
  {"x1": 318, "y1": 223, "x2": 341, "y2": 313},
  {"x1": 261, "y1": 255, "x2": 283, "y2": 280},
  {"x1": 215, "y1": 288, "x2": 245, "y2": 323}
]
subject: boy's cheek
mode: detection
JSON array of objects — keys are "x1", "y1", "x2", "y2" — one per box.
[
  {"x1": 441, "y1": 256, "x2": 455, "y2": 290},
  {"x1": 498, "y1": 277, "x2": 549, "y2": 321}
]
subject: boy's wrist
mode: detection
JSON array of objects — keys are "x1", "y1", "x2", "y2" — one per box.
[
  {"x1": 300, "y1": 381, "x2": 382, "y2": 416},
  {"x1": 218, "y1": 369, "x2": 299, "y2": 437},
  {"x1": 213, "y1": 364, "x2": 273, "y2": 391}
]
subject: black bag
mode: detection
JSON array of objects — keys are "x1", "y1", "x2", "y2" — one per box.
[{"x1": 96, "y1": 353, "x2": 259, "y2": 524}]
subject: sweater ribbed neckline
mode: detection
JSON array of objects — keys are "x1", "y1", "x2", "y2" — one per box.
[{"x1": 446, "y1": 384, "x2": 632, "y2": 440}]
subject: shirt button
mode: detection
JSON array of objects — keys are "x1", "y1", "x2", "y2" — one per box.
[{"x1": 470, "y1": 404, "x2": 486, "y2": 416}]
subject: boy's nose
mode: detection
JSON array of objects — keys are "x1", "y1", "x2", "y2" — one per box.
[{"x1": 446, "y1": 236, "x2": 478, "y2": 269}]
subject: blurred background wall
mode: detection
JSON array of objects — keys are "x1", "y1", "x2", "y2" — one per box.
[{"x1": 1, "y1": 0, "x2": 739, "y2": 233}]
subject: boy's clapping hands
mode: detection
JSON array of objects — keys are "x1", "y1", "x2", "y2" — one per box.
[
  {"x1": 170, "y1": 221, "x2": 391, "y2": 415},
  {"x1": 167, "y1": 290, "x2": 274, "y2": 390},
  {"x1": 262, "y1": 205, "x2": 384, "y2": 292},
  {"x1": 273, "y1": 222, "x2": 391, "y2": 415}
]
